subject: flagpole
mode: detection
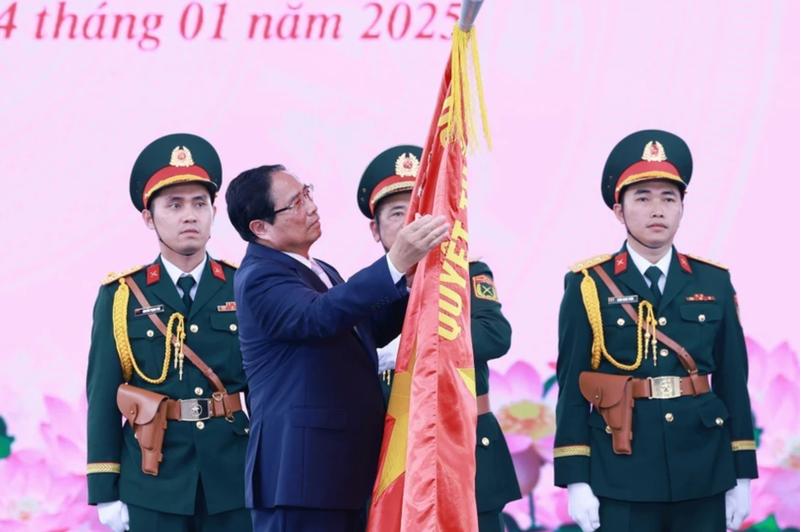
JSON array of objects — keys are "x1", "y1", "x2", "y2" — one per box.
[{"x1": 458, "y1": 0, "x2": 486, "y2": 31}]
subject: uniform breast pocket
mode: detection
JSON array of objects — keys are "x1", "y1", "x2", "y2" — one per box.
[
  {"x1": 126, "y1": 320, "x2": 165, "y2": 374},
  {"x1": 208, "y1": 313, "x2": 242, "y2": 377},
  {"x1": 600, "y1": 307, "x2": 638, "y2": 364},
  {"x1": 679, "y1": 303, "x2": 722, "y2": 348}
]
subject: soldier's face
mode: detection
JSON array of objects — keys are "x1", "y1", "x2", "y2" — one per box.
[
  {"x1": 254, "y1": 171, "x2": 321, "y2": 255},
  {"x1": 614, "y1": 180, "x2": 683, "y2": 248},
  {"x1": 370, "y1": 192, "x2": 411, "y2": 252},
  {"x1": 143, "y1": 183, "x2": 216, "y2": 255}
]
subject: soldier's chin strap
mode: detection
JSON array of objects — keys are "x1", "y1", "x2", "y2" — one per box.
[
  {"x1": 626, "y1": 227, "x2": 663, "y2": 250},
  {"x1": 622, "y1": 211, "x2": 663, "y2": 250}
]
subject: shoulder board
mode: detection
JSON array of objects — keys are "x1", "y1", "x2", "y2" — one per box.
[
  {"x1": 684, "y1": 254, "x2": 728, "y2": 271},
  {"x1": 569, "y1": 254, "x2": 612, "y2": 273},
  {"x1": 219, "y1": 259, "x2": 239, "y2": 269},
  {"x1": 100, "y1": 265, "x2": 144, "y2": 286}
]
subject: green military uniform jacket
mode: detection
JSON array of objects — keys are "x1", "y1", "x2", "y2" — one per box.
[
  {"x1": 553, "y1": 244, "x2": 758, "y2": 502},
  {"x1": 86, "y1": 255, "x2": 249, "y2": 515},
  {"x1": 381, "y1": 261, "x2": 521, "y2": 513}
]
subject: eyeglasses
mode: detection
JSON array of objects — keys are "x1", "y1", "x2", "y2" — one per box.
[{"x1": 274, "y1": 184, "x2": 315, "y2": 215}]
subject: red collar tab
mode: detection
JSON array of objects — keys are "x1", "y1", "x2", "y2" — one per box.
[
  {"x1": 146, "y1": 264, "x2": 161, "y2": 285},
  {"x1": 210, "y1": 260, "x2": 226, "y2": 282},
  {"x1": 677, "y1": 253, "x2": 692, "y2": 274},
  {"x1": 614, "y1": 252, "x2": 629, "y2": 275}
]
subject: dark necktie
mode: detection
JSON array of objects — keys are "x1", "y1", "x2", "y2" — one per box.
[
  {"x1": 644, "y1": 266, "x2": 662, "y2": 308},
  {"x1": 177, "y1": 276, "x2": 195, "y2": 312}
]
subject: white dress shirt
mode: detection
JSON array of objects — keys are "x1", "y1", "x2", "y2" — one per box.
[
  {"x1": 281, "y1": 252, "x2": 404, "y2": 286},
  {"x1": 160, "y1": 255, "x2": 206, "y2": 300},
  {"x1": 626, "y1": 244, "x2": 671, "y2": 293}
]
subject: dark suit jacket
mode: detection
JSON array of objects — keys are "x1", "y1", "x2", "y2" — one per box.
[{"x1": 234, "y1": 243, "x2": 408, "y2": 510}]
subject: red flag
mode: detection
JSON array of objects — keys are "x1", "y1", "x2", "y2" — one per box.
[{"x1": 368, "y1": 23, "x2": 490, "y2": 531}]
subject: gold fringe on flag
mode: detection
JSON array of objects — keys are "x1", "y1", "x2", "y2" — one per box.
[{"x1": 445, "y1": 24, "x2": 492, "y2": 152}]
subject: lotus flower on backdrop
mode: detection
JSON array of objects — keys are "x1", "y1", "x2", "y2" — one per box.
[
  {"x1": 0, "y1": 449, "x2": 103, "y2": 532},
  {"x1": 490, "y1": 361, "x2": 562, "y2": 530},
  {"x1": 40, "y1": 394, "x2": 90, "y2": 476},
  {"x1": 29, "y1": 393, "x2": 106, "y2": 531},
  {"x1": 746, "y1": 338, "x2": 800, "y2": 529},
  {"x1": 502, "y1": 463, "x2": 571, "y2": 532}
]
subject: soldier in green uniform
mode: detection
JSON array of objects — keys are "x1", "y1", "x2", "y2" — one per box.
[
  {"x1": 553, "y1": 130, "x2": 757, "y2": 532},
  {"x1": 356, "y1": 145, "x2": 522, "y2": 532},
  {"x1": 86, "y1": 133, "x2": 252, "y2": 532}
]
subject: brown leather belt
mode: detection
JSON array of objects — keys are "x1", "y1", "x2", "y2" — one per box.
[
  {"x1": 631, "y1": 375, "x2": 710, "y2": 400},
  {"x1": 477, "y1": 394, "x2": 491, "y2": 415},
  {"x1": 165, "y1": 393, "x2": 242, "y2": 422}
]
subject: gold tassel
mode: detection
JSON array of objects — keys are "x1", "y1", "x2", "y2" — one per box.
[
  {"x1": 578, "y1": 270, "x2": 643, "y2": 371},
  {"x1": 637, "y1": 301, "x2": 658, "y2": 367},
  {"x1": 112, "y1": 279, "x2": 134, "y2": 382},
  {"x1": 444, "y1": 24, "x2": 491, "y2": 152},
  {"x1": 111, "y1": 278, "x2": 179, "y2": 384}
]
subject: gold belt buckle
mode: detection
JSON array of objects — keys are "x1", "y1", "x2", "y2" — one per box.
[{"x1": 648, "y1": 376, "x2": 682, "y2": 399}]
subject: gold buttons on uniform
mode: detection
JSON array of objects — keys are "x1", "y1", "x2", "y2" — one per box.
[
  {"x1": 659, "y1": 349, "x2": 669, "y2": 357},
  {"x1": 146, "y1": 330, "x2": 154, "y2": 338},
  {"x1": 698, "y1": 314, "x2": 706, "y2": 323},
  {"x1": 230, "y1": 324, "x2": 238, "y2": 332},
  {"x1": 194, "y1": 387, "x2": 203, "y2": 396},
  {"x1": 665, "y1": 413, "x2": 674, "y2": 422},
  {"x1": 617, "y1": 318, "x2": 625, "y2": 326},
  {"x1": 605, "y1": 426, "x2": 612, "y2": 434},
  {"x1": 716, "y1": 417, "x2": 724, "y2": 426},
  {"x1": 481, "y1": 437, "x2": 490, "y2": 447},
  {"x1": 658, "y1": 317, "x2": 667, "y2": 326},
  {"x1": 196, "y1": 421, "x2": 205, "y2": 430},
  {"x1": 190, "y1": 324, "x2": 199, "y2": 333}
]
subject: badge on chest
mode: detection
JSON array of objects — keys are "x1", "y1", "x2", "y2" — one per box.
[
  {"x1": 608, "y1": 295, "x2": 638, "y2": 305},
  {"x1": 134, "y1": 304, "x2": 165, "y2": 317}
]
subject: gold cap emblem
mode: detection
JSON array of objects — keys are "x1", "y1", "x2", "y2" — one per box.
[
  {"x1": 642, "y1": 141, "x2": 667, "y2": 162},
  {"x1": 170, "y1": 146, "x2": 194, "y2": 167},
  {"x1": 395, "y1": 153, "x2": 420, "y2": 178}
]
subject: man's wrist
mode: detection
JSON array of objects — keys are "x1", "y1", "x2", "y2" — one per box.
[{"x1": 385, "y1": 254, "x2": 405, "y2": 284}]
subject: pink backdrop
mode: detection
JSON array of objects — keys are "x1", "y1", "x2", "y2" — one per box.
[{"x1": 1, "y1": 1, "x2": 798, "y2": 530}]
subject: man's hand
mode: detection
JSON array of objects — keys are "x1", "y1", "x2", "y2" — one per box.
[
  {"x1": 377, "y1": 337, "x2": 400, "y2": 373},
  {"x1": 725, "y1": 478, "x2": 751, "y2": 530},
  {"x1": 567, "y1": 482, "x2": 600, "y2": 532},
  {"x1": 98, "y1": 500, "x2": 130, "y2": 532},
  {"x1": 387, "y1": 214, "x2": 450, "y2": 274}
]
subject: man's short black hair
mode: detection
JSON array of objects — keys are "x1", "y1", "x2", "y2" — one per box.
[{"x1": 226, "y1": 165, "x2": 286, "y2": 242}]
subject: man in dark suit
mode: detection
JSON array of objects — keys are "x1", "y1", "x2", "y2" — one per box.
[{"x1": 225, "y1": 164, "x2": 450, "y2": 532}]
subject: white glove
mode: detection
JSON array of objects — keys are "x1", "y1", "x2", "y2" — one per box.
[
  {"x1": 725, "y1": 478, "x2": 751, "y2": 530},
  {"x1": 377, "y1": 337, "x2": 400, "y2": 373},
  {"x1": 567, "y1": 482, "x2": 600, "y2": 532},
  {"x1": 97, "y1": 500, "x2": 130, "y2": 532}
]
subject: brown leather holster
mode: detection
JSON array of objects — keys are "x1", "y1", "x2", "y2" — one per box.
[
  {"x1": 117, "y1": 385, "x2": 169, "y2": 476},
  {"x1": 578, "y1": 264, "x2": 710, "y2": 456},
  {"x1": 116, "y1": 275, "x2": 242, "y2": 476},
  {"x1": 579, "y1": 373, "x2": 635, "y2": 455}
]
